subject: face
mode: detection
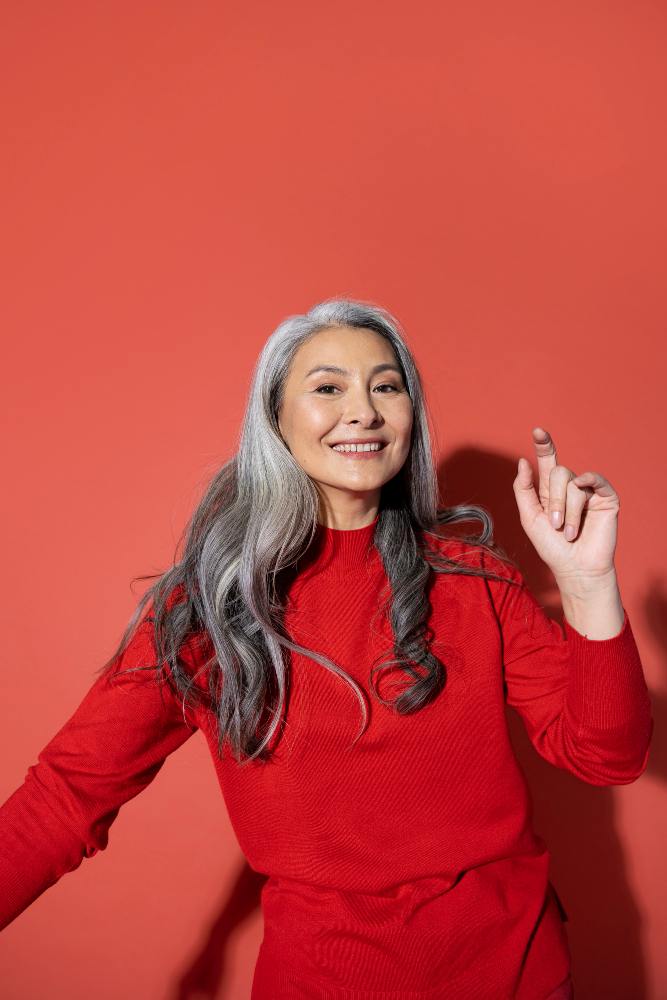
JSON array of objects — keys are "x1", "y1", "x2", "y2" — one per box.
[{"x1": 277, "y1": 326, "x2": 414, "y2": 515}]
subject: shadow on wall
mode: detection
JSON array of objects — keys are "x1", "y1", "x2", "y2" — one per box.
[
  {"x1": 169, "y1": 860, "x2": 267, "y2": 1000},
  {"x1": 642, "y1": 579, "x2": 667, "y2": 786},
  {"x1": 168, "y1": 446, "x2": 663, "y2": 1000}
]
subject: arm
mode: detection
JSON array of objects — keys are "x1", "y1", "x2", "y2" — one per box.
[
  {"x1": 0, "y1": 621, "x2": 198, "y2": 930},
  {"x1": 504, "y1": 427, "x2": 653, "y2": 783},
  {"x1": 496, "y1": 570, "x2": 652, "y2": 785}
]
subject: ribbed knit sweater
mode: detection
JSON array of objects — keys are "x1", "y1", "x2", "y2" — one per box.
[{"x1": 0, "y1": 522, "x2": 653, "y2": 999}]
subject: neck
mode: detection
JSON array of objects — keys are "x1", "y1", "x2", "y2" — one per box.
[{"x1": 316, "y1": 485, "x2": 380, "y2": 530}]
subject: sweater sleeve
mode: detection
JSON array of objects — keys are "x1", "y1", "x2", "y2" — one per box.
[
  {"x1": 0, "y1": 622, "x2": 198, "y2": 930},
  {"x1": 492, "y1": 568, "x2": 653, "y2": 786}
]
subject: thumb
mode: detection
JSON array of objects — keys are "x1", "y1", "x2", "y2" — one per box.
[{"x1": 513, "y1": 457, "x2": 542, "y2": 523}]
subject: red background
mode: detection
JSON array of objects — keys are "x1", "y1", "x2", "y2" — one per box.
[{"x1": 1, "y1": 2, "x2": 666, "y2": 998}]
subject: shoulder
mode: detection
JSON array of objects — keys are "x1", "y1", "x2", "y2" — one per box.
[
  {"x1": 418, "y1": 531, "x2": 529, "y2": 617},
  {"x1": 106, "y1": 589, "x2": 214, "y2": 688},
  {"x1": 420, "y1": 531, "x2": 519, "y2": 582},
  {"x1": 417, "y1": 533, "x2": 556, "y2": 648}
]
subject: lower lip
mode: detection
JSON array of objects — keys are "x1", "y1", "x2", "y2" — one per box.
[{"x1": 329, "y1": 446, "x2": 387, "y2": 460}]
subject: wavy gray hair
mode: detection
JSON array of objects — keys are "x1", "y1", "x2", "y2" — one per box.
[{"x1": 108, "y1": 299, "x2": 510, "y2": 761}]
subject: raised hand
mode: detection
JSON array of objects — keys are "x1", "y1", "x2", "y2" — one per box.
[{"x1": 513, "y1": 428, "x2": 625, "y2": 638}]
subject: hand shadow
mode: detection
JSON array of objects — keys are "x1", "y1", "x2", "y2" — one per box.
[
  {"x1": 168, "y1": 861, "x2": 267, "y2": 1000},
  {"x1": 439, "y1": 447, "x2": 648, "y2": 1000}
]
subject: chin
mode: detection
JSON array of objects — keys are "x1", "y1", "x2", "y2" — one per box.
[{"x1": 334, "y1": 475, "x2": 388, "y2": 492}]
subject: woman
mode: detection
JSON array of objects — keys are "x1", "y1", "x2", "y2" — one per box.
[{"x1": 0, "y1": 299, "x2": 652, "y2": 999}]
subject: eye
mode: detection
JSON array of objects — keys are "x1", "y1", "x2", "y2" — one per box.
[
  {"x1": 373, "y1": 382, "x2": 401, "y2": 393},
  {"x1": 315, "y1": 384, "x2": 341, "y2": 394}
]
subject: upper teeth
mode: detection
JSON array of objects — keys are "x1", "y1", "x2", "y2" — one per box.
[{"x1": 332, "y1": 442, "x2": 382, "y2": 452}]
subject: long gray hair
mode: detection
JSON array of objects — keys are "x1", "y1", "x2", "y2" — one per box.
[{"x1": 108, "y1": 299, "x2": 511, "y2": 761}]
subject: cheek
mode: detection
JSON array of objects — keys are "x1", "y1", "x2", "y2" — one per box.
[
  {"x1": 285, "y1": 399, "x2": 336, "y2": 453},
  {"x1": 396, "y1": 403, "x2": 414, "y2": 446}
]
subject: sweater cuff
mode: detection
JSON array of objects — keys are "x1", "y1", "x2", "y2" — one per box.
[{"x1": 563, "y1": 610, "x2": 651, "y2": 730}]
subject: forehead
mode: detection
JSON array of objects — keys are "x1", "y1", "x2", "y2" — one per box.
[{"x1": 290, "y1": 325, "x2": 398, "y2": 373}]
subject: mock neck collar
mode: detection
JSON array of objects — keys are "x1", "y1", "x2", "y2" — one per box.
[{"x1": 297, "y1": 517, "x2": 378, "y2": 577}]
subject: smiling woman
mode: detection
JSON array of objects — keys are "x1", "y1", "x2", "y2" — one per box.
[
  {"x1": 276, "y1": 325, "x2": 414, "y2": 527},
  {"x1": 0, "y1": 299, "x2": 653, "y2": 1000}
]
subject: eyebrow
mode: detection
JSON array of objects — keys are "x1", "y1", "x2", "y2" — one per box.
[{"x1": 303, "y1": 363, "x2": 404, "y2": 379}]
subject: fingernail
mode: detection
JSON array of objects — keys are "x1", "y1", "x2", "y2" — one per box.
[
  {"x1": 564, "y1": 525, "x2": 575, "y2": 541},
  {"x1": 550, "y1": 511, "x2": 562, "y2": 528}
]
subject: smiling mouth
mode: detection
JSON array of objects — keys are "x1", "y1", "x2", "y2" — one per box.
[{"x1": 330, "y1": 442, "x2": 386, "y2": 453}]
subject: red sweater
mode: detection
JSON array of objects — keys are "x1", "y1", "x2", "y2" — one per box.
[{"x1": 0, "y1": 523, "x2": 653, "y2": 999}]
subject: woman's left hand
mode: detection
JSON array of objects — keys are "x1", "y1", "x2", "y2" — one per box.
[{"x1": 513, "y1": 427, "x2": 620, "y2": 590}]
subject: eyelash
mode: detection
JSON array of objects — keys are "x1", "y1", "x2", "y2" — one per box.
[{"x1": 315, "y1": 383, "x2": 400, "y2": 395}]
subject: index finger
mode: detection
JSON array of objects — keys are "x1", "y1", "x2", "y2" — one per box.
[{"x1": 532, "y1": 427, "x2": 558, "y2": 497}]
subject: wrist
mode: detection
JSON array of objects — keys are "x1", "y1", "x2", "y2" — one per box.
[
  {"x1": 557, "y1": 571, "x2": 625, "y2": 640},
  {"x1": 553, "y1": 566, "x2": 618, "y2": 599}
]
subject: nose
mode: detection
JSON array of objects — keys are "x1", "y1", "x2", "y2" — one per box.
[{"x1": 343, "y1": 385, "x2": 382, "y2": 427}]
